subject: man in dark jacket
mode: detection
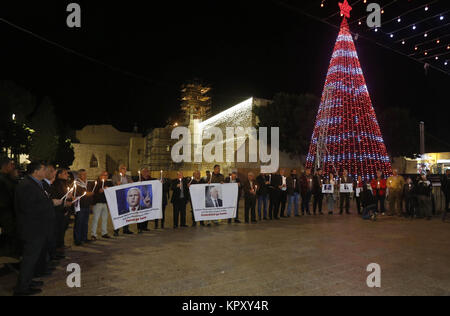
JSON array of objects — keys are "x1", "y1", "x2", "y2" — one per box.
[
  {"x1": 14, "y1": 161, "x2": 63, "y2": 296},
  {"x1": 256, "y1": 173, "x2": 270, "y2": 220},
  {"x1": 242, "y1": 172, "x2": 257, "y2": 223},
  {"x1": 0, "y1": 157, "x2": 19, "y2": 258},
  {"x1": 312, "y1": 168, "x2": 325, "y2": 215},
  {"x1": 339, "y1": 169, "x2": 353, "y2": 215},
  {"x1": 225, "y1": 171, "x2": 241, "y2": 224},
  {"x1": 300, "y1": 168, "x2": 314, "y2": 215},
  {"x1": 269, "y1": 170, "x2": 282, "y2": 220},
  {"x1": 286, "y1": 169, "x2": 300, "y2": 217},
  {"x1": 171, "y1": 172, "x2": 190, "y2": 228}
]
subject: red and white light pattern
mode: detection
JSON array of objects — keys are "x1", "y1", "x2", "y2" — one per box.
[{"x1": 306, "y1": 18, "x2": 392, "y2": 180}]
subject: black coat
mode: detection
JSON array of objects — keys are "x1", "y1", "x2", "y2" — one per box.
[
  {"x1": 256, "y1": 174, "x2": 269, "y2": 196},
  {"x1": 171, "y1": 178, "x2": 190, "y2": 203},
  {"x1": 15, "y1": 175, "x2": 55, "y2": 241}
]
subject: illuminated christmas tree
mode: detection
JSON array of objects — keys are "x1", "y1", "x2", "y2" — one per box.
[{"x1": 306, "y1": 1, "x2": 392, "y2": 180}]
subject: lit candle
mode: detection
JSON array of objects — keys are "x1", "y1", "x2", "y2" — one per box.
[
  {"x1": 138, "y1": 170, "x2": 141, "y2": 182},
  {"x1": 73, "y1": 183, "x2": 77, "y2": 199},
  {"x1": 189, "y1": 176, "x2": 194, "y2": 185},
  {"x1": 160, "y1": 170, "x2": 163, "y2": 181},
  {"x1": 74, "y1": 191, "x2": 87, "y2": 203},
  {"x1": 102, "y1": 179, "x2": 105, "y2": 189},
  {"x1": 92, "y1": 181, "x2": 97, "y2": 193}
]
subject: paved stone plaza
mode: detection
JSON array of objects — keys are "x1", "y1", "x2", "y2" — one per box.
[{"x1": 1, "y1": 203, "x2": 449, "y2": 296}]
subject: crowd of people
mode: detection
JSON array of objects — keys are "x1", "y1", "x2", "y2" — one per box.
[{"x1": 1, "y1": 156, "x2": 450, "y2": 295}]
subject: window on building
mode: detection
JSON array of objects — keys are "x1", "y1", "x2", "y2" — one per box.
[{"x1": 90, "y1": 154, "x2": 99, "y2": 168}]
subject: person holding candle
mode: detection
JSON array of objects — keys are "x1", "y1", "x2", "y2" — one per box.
[
  {"x1": 243, "y1": 172, "x2": 257, "y2": 223},
  {"x1": 49, "y1": 168, "x2": 73, "y2": 259},
  {"x1": 225, "y1": 170, "x2": 242, "y2": 224},
  {"x1": 286, "y1": 169, "x2": 300, "y2": 217},
  {"x1": 370, "y1": 171, "x2": 387, "y2": 215},
  {"x1": 312, "y1": 168, "x2": 325, "y2": 215},
  {"x1": 339, "y1": 169, "x2": 353, "y2": 215},
  {"x1": 171, "y1": 171, "x2": 189, "y2": 228},
  {"x1": 73, "y1": 169, "x2": 94, "y2": 246},
  {"x1": 137, "y1": 167, "x2": 155, "y2": 233},
  {"x1": 14, "y1": 161, "x2": 63, "y2": 296},
  {"x1": 112, "y1": 164, "x2": 134, "y2": 236},
  {"x1": 155, "y1": 170, "x2": 170, "y2": 229},
  {"x1": 268, "y1": 170, "x2": 282, "y2": 220},
  {"x1": 188, "y1": 171, "x2": 206, "y2": 227},
  {"x1": 387, "y1": 169, "x2": 405, "y2": 217},
  {"x1": 300, "y1": 168, "x2": 313, "y2": 216},
  {"x1": 91, "y1": 171, "x2": 112, "y2": 240},
  {"x1": 325, "y1": 172, "x2": 337, "y2": 215},
  {"x1": 209, "y1": 165, "x2": 225, "y2": 226},
  {"x1": 353, "y1": 175, "x2": 365, "y2": 215},
  {"x1": 402, "y1": 177, "x2": 417, "y2": 218},
  {"x1": 279, "y1": 169, "x2": 288, "y2": 217}
]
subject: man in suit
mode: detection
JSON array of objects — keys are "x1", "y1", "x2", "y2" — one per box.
[
  {"x1": 300, "y1": 168, "x2": 314, "y2": 215},
  {"x1": 205, "y1": 186, "x2": 223, "y2": 208},
  {"x1": 243, "y1": 172, "x2": 257, "y2": 223},
  {"x1": 113, "y1": 164, "x2": 134, "y2": 236},
  {"x1": 0, "y1": 157, "x2": 19, "y2": 260},
  {"x1": 269, "y1": 170, "x2": 282, "y2": 220},
  {"x1": 312, "y1": 168, "x2": 325, "y2": 215},
  {"x1": 256, "y1": 173, "x2": 270, "y2": 220},
  {"x1": 171, "y1": 171, "x2": 189, "y2": 228},
  {"x1": 225, "y1": 171, "x2": 241, "y2": 224},
  {"x1": 14, "y1": 161, "x2": 63, "y2": 296},
  {"x1": 42, "y1": 163, "x2": 62, "y2": 262},
  {"x1": 339, "y1": 169, "x2": 353, "y2": 215}
]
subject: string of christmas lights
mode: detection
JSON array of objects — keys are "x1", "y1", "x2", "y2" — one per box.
[
  {"x1": 315, "y1": 0, "x2": 450, "y2": 71},
  {"x1": 306, "y1": 16, "x2": 392, "y2": 180}
]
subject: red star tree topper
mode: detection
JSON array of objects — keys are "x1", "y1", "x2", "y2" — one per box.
[
  {"x1": 339, "y1": 0, "x2": 352, "y2": 19},
  {"x1": 305, "y1": 14, "x2": 392, "y2": 180}
]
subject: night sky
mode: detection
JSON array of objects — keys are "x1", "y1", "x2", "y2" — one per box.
[{"x1": 1, "y1": 1, "x2": 449, "y2": 142}]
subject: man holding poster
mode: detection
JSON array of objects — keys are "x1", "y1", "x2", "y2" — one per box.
[{"x1": 339, "y1": 170, "x2": 353, "y2": 215}]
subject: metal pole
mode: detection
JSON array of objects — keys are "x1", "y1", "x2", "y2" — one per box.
[{"x1": 419, "y1": 121, "x2": 425, "y2": 155}]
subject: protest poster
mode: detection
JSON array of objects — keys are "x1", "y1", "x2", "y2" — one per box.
[
  {"x1": 340, "y1": 183, "x2": 353, "y2": 193},
  {"x1": 105, "y1": 180, "x2": 162, "y2": 230},
  {"x1": 189, "y1": 183, "x2": 239, "y2": 221}
]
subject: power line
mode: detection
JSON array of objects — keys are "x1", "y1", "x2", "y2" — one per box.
[
  {"x1": 272, "y1": 0, "x2": 449, "y2": 76},
  {"x1": 0, "y1": 17, "x2": 165, "y2": 87}
]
